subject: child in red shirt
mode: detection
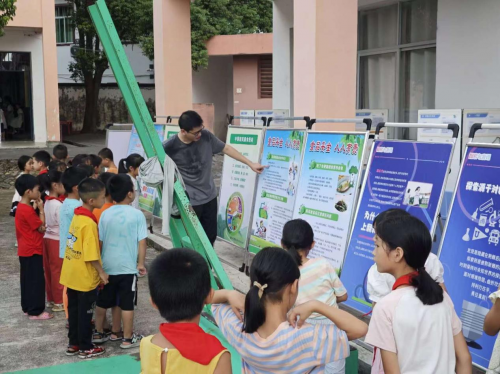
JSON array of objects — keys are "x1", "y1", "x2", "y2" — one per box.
[{"x1": 15, "y1": 174, "x2": 53, "y2": 320}]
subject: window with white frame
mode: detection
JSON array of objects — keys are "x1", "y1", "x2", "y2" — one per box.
[
  {"x1": 55, "y1": 6, "x2": 74, "y2": 44},
  {"x1": 357, "y1": 0, "x2": 437, "y2": 139}
]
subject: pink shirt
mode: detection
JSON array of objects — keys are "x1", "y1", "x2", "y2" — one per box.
[{"x1": 44, "y1": 199, "x2": 62, "y2": 241}]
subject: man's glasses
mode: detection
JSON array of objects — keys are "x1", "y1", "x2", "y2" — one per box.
[{"x1": 188, "y1": 125, "x2": 205, "y2": 136}]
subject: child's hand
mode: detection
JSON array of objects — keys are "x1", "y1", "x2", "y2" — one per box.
[
  {"x1": 288, "y1": 301, "x2": 319, "y2": 329},
  {"x1": 37, "y1": 225, "x2": 46, "y2": 233},
  {"x1": 227, "y1": 290, "x2": 245, "y2": 321},
  {"x1": 137, "y1": 264, "x2": 147, "y2": 276},
  {"x1": 99, "y1": 271, "x2": 109, "y2": 285},
  {"x1": 35, "y1": 199, "x2": 44, "y2": 211}
]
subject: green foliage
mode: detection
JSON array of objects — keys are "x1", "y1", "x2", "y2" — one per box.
[
  {"x1": 349, "y1": 165, "x2": 358, "y2": 175},
  {"x1": 140, "y1": 0, "x2": 273, "y2": 71},
  {"x1": 0, "y1": 0, "x2": 17, "y2": 37}
]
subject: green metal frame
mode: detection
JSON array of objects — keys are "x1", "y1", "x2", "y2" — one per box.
[{"x1": 88, "y1": 1, "x2": 240, "y2": 370}]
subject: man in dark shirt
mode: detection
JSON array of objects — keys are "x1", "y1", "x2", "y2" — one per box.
[{"x1": 163, "y1": 110, "x2": 266, "y2": 246}]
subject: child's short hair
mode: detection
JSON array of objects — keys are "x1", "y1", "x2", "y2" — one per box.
[
  {"x1": 17, "y1": 155, "x2": 31, "y2": 171},
  {"x1": 107, "y1": 174, "x2": 134, "y2": 203},
  {"x1": 78, "y1": 178, "x2": 105, "y2": 203},
  {"x1": 32, "y1": 150, "x2": 51, "y2": 167},
  {"x1": 84, "y1": 154, "x2": 102, "y2": 169},
  {"x1": 98, "y1": 172, "x2": 115, "y2": 197},
  {"x1": 15, "y1": 174, "x2": 39, "y2": 196},
  {"x1": 62, "y1": 167, "x2": 89, "y2": 194},
  {"x1": 71, "y1": 154, "x2": 88, "y2": 167},
  {"x1": 148, "y1": 249, "x2": 211, "y2": 322},
  {"x1": 49, "y1": 160, "x2": 67, "y2": 172},
  {"x1": 77, "y1": 163, "x2": 94, "y2": 178},
  {"x1": 98, "y1": 147, "x2": 114, "y2": 161},
  {"x1": 53, "y1": 144, "x2": 68, "y2": 161}
]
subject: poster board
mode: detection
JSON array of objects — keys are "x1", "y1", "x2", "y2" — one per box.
[
  {"x1": 463, "y1": 109, "x2": 500, "y2": 154},
  {"x1": 340, "y1": 139, "x2": 454, "y2": 314},
  {"x1": 292, "y1": 132, "x2": 367, "y2": 268},
  {"x1": 164, "y1": 124, "x2": 179, "y2": 140},
  {"x1": 438, "y1": 144, "x2": 500, "y2": 369},
  {"x1": 239, "y1": 110, "x2": 255, "y2": 126},
  {"x1": 105, "y1": 124, "x2": 132, "y2": 168},
  {"x1": 355, "y1": 109, "x2": 388, "y2": 139},
  {"x1": 256, "y1": 109, "x2": 290, "y2": 127},
  {"x1": 248, "y1": 129, "x2": 307, "y2": 253},
  {"x1": 217, "y1": 126, "x2": 265, "y2": 249}
]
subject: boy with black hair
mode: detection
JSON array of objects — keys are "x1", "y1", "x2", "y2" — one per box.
[
  {"x1": 53, "y1": 144, "x2": 69, "y2": 163},
  {"x1": 98, "y1": 148, "x2": 118, "y2": 174},
  {"x1": 77, "y1": 163, "x2": 95, "y2": 178},
  {"x1": 60, "y1": 178, "x2": 107, "y2": 359},
  {"x1": 94, "y1": 174, "x2": 147, "y2": 348},
  {"x1": 93, "y1": 172, "x2": 114, "y2": 223},
  {"x1": 49, "y1": 160, "x2": 67, "y2": 173},
  {"x1": 32, "y1": 150, "x2": 51, "y2": 175},
  {"x1": 84, "y1": 155, "x2": 103, "y2": 176},
  {"x1": 10, "y1": 155, "x2": 33, "y2": 217},
  {"x1": 140, "y1": 249, "x2": 230, "y2": 373},
  {"x1": 71, "y1": 154, "x2": 88, "y2": 168},
  {"x1": 15, "y1": 174, "x2": 53, "y2": 320}
]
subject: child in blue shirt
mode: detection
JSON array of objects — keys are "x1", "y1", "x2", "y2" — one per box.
[{"x1": 94, "y1": 174, "x2": 147, "y2": 349}]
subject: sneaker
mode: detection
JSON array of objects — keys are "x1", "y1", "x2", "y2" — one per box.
[
  {"x1": 52, "y1": 304, "x2": 65, "y2": 312},
  {"x1": 66, "y1": 345, "x2": 79, "y2": 356},
  {"x1": 120, "y1": 333, "x2": 143, "y2": 349},
  {"x1": 46, "y1": 301, "x2": 54, "y2": 308},
  {"x1": 78, "y1": 345, "x2": 106, "y2": 359},
  {"x1": 92, "y1": 330, "x2": 110, "y2": 344}
]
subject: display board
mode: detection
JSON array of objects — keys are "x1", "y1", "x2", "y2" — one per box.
[
  {"x1": 463, "y1": 109, "x2": 500, "y2": 153},
  {"x1": 217, "y1": 126, "x2": 265, "y2": 249},
  {"x1": 164, "y1": 124, "x2": 179, "y2": 140},
  {"x1": 249, "y1": 129, "x2": 306, "y2": 253},
  {"x1": 438, "y1": 144, "x2": 500, "y2": 369},
  {"x1": 355, "y1": 109, "x2": 388, "y2": 139},
  {"x1": 106, "y1": 124, "x2": 132, "y2": 168},
  {"x1": 239, "y1": 110, "x2": 255, "y2": 126},
  {"x1": 293, "y1": 132, "x2": 367, "y2": 268},
  {"x1": 341, "y1": 139, "x2": 454, "y2": 313},
  {"x1": 256, "y1": 109, "x2": 290, "y2": 127}
]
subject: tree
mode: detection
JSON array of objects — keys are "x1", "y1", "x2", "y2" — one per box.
[
  {"x1": 0, "y1": 0, "x2": 17, "y2": 37},
  {"x1": 140, "y1": 0, "x2": 273, "y2": 71},
  {"x1": 67, "y1": 0, "x2": 151, "y2": 133}
]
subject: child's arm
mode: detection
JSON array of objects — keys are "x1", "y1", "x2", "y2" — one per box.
[
  {"x1": 484, "y1": 298, "x2": 500, "y2": 335},
  {"x1": 90, "y1": 261, "x2": 109, "y2": 285},
  {"x1": 137, "y1": 239, "x2": 147, "y2": 276},
  {"x1": 288, "y1": 300, "x2": 368, "y2": 340},
  {"x1": 212, "y1": 289, "x2": 245, "y2": 321},
  {"x1": 336, "y1": 294, "x2": 348, "y2": 303},
  {"x1": 35, "y1": 199, "x2": 46, "y2": 233},
  {"x1": 380, "y1": 350, "x2": 401, "y2": 374},
  {"x1": 454, "y1": 332, "x2": 472, "y2": 374}
]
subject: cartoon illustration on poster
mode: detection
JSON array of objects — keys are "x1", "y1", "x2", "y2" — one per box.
[
  {"x1": 249, "y1": 129, "x2": 306, "y2": 253},
  {"x1": 439, "y1": 146, "x2": 500, "y2": 369},
  {"x1": 340, "y1": 140, "x2": 453, "y2": 314},
  {"x1": 217, "y1": 127, "x2": 264, "y2": 249},
  {"x1": 293, "y1": 132, "x2": 365, "y2": 269}
]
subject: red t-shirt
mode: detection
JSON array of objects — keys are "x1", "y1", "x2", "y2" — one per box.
[{"x1": 15, "y1": 203, "x2": 44, "y2": 257}]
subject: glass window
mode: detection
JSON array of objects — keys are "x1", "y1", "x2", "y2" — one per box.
[
  {"x1": 401, "y1": 0, "x2": 438, "y2": 44},
  {"x1": 55, "y1": 6, "x2": 74, "y2": 44},
  {"x1": 358, "y1": 5, "x2": 398, "y2": 50}
]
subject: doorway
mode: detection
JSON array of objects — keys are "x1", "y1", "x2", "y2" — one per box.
[{"x1": 0, "y1": 52, "x2": 34, "y2": 141}]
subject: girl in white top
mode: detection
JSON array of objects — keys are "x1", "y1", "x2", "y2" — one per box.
[
  {"x1": 365, "y1": 209, "x2": 472, "y2": 374},
  {"x1": 118, "y1": 153, "x2": 145, "y2": 210}
]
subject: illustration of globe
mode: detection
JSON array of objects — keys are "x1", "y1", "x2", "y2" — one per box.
[{"x1": 226, "y1": 193, "x2": 244, "y2": 234}]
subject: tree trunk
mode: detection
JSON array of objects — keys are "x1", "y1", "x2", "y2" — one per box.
[{"x1": 80, "y1": 66, "x2": 105, "y2": 134}]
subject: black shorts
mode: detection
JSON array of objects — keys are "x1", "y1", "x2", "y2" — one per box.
[{"x1": 96, "y1": 274, "x2": 137, "y2": 311}]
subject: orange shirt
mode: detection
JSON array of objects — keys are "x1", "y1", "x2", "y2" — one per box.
[{"x1": 94, "y1": 202, "x2": 114, "y2": 223}]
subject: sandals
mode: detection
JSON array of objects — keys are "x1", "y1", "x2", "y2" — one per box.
[
  {"x1": 110, "y1": 331, "x2": 123, "y2": 342},
  {"x1": 66, "y1": 345, "x2": 79, "y2": 356},
  {"x1": 92, "y1": 331, "x2": 110, "y2": 344},
  {"x1": 29, "y1": 312, "x2": 54, "y2": 320},
  {"x1": 120, "y1": 333, "x2": 143, "y2": 349}
]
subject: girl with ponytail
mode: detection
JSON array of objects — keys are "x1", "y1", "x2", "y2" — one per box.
[
  {"x1": 282, "y1": 219, "x2": 348, "y2": 373},
  {"x1": 118, "y1": 153, "x2": 144, "y2": 209},
  {"x1": 365, "y1": 211, "x2": 472, "y2": 373},
  {"x1": 211, "y1": 247, "x2": 367, "y2": 373}
]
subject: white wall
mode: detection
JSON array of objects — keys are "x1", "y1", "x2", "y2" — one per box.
[
  {"x1": 57, "y1": 44, "x2": 154, "y2": 85},
  {"x1": 273, "y1": 0, "x2": 293, "y2": 114},
  {"x1": 436, "y1": 0, "x2": 500, "y2": 109},
  {"x1": 192, "y1": 56, "x2": 233, "y2": 139},
  {"x1": 1, "y1": 29, "x2": 47, "y2": 143}
]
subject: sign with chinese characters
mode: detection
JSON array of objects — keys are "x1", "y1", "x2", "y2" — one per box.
[
  {"x1": 293, "y1": 132, "x2": 366, "y2": 269},
  {"x1": 249, "y1": 129, "x2": 306, "y2": 253},
  {"x1": 239, "y1": 110, "x2": 255, "y2": 126},
  {"x1": 340, "y1": 140, "x2": 454, "y2": 314},
  {"x1": 463, "y1": 109, "x2": 500, "y2": 154},
  {"x1": 438, "y1": 145, "x2": 500, "y2": 369},
  {"x1": 217, "y1": 126, "x2": 264, "y2": 249}
]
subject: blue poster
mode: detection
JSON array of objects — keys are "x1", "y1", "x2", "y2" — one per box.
[
  {"x1": 439, "y1": 146, "x2": 500, "y2": 369},
  {"x1": 341, "y1": 140, "x2": 453, "y2": 314},
  {"x1": 127, "y1": 124, "x2": 165, "y2": 158}
]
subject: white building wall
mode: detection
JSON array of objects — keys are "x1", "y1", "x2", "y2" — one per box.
[
  {"x1": 273, "y1": 0, "x2": 293, "y2": 114},
  {"x1": 1, "y1": 29, "x2": 47, "y2": 143}
]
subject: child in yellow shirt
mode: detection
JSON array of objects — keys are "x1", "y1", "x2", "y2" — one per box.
[{"x1": 60, "y1": 178, "x2": 108, "y2": 359}]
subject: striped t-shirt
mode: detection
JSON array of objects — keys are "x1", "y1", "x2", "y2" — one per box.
[
  {"x1": 296, "y1": 258, "x2": 347, "y2": 320},
  {"x1": 212, "y1": 304, "x2": 350, "y2": 374}
]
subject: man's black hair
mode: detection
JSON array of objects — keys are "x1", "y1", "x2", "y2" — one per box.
[
  {"x1": 107, "y1": 174, "x2": 134, "y2": 203},
  {"x1": 78, "y1": 178, "x2": 105, "y2": 203},
  {"x1": 77, "y1": 163, "x2": 94, "y2": 178},
  {"x1": 98, "y1": 148, "x2": 114, "y2": 161},
  {"x1": 178, "y1": 110, "x2": 203, "y2": 132},
  {"x1": 17, "y1": 155, "x2": 31, "y2": 171},
  {"x1": 148, "y1": 249, "x2": 211, "y2": 322},
  {"x1": 32, "y1": 150, "x2": 51, "y2": 167},
  {"x1": 98, "y1": 172, "x2": 115, "y2": 197},
  {"x1": 71, "y1": 154, "x2": 88, "y2": 167},
  {"x1": 62, "y1": 167, "x2": 89, "y2": 194},
  {"x1": 15, "y1": 174, "x2": 39, "y2": 197},
  {"x1": 53, "y1": 144, "x2": 68, "y2": 161}
]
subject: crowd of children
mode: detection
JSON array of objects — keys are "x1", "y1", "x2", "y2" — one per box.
[{"x1": 12, "y1": 144, "x2": 481, "y2": 373}]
